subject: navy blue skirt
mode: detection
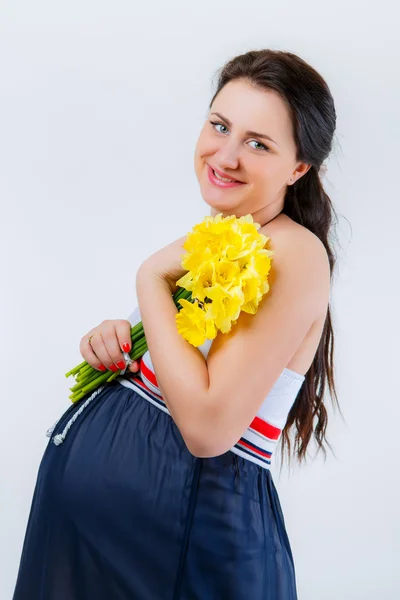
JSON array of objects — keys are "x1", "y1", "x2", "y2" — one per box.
[{"x1": 13, "y1": 379, "x2": 298, "y2": 599}]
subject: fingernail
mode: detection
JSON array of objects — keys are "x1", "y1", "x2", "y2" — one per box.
[
  {"x1": 116, "y1": 360, "x2": 126, "y2": 370},
  {"x1": 122, "y1": 343, "x2": 131, "y2": 353},
  {"x1": 109, "y1": 364, "x2": 118, "y2": 373},
  {"x1": 98, "y1": 364, "x2": 107, "y2": 372}
]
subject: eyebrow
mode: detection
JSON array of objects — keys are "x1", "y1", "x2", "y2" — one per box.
[{"x1": 210, "y1": 112, "x2": 279, "y2": 147}]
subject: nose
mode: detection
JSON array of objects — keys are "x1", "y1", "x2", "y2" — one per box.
[{"x1": 213, "y1": 138, "x2": 241, "y2": 170}]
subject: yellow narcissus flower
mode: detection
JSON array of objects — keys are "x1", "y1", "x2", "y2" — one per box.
[
  {"x1": 175, "y1": 298, "x2": 218, "y2": 347},
  {"x1": 204, "y1": 284, "x2": 244, "y2": 333},
  {"x1": 175, "y1": 213, "x2": 274, "y2": 347}
]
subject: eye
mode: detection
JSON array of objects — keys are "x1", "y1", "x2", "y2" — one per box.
[
  {"x1": 248, "y1": 140, "x2": 269, "y2": 152},
  {"x1": 210, "y1": 120, "x2": 229, "y2": 134},
  {"x1": 209, "y1": 121, "x2": 269, "y2": 152}
]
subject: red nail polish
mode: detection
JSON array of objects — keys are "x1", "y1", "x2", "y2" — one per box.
[
  {"x1": 122, "y1": 343, "x2": 131, "y2": 353},
  {"x1": 109, "y1": 364, "x2": 118, "y2": 373},
  {"x1": 98, "y1": 364, "x2": 107, "y2": 372},
  {"x1": 116, "y1": 360, "x2": 126, "y2": 370}
]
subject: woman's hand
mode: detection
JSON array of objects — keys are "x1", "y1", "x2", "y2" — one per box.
[
  {"x1": 139, "y1": 234, "x2": 188, "y2": 293},
  {"x1": 79, "y1": 320, "x2": 140, "y2": 374}
]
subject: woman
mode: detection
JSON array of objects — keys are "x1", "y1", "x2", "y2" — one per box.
[{"x1": 13, "y1": 49, "x2": 341, "y2": 599}]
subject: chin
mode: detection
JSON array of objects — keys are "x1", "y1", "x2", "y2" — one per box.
[
  {"x1": 197, "y1": 166, "x2": 248, "y2": 214},
  {"x1": 202, "y1": 194, "x2": 236, "y2": 213},
  {"x1": 202, "y1": 184, "x2": 245, "y2": 208}
]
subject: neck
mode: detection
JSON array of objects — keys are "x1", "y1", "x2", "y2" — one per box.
[{"x1": 209, "y1": 205, "x2": 283, "y2": 228}]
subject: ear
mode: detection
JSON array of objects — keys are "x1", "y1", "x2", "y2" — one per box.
[{"x1": 290, "y1": 162, "x2": 312, "y2": 185}]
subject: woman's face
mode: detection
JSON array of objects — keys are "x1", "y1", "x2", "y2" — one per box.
[{"x1": 194, "y1": 79, "x2": 310, "y2": 226}]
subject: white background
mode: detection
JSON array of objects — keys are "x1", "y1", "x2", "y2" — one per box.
[{"x1": 1, "y1": 1, "x2": 399, "y2": 598}]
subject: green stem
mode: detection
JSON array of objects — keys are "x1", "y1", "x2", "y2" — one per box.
[
  {"x1": 70, "y1": 369, "x2": 104, "y2": 392},
  {"x1": 72, "y1": 338, "x2": 148, "y2": 393},
  {"x1": 67, "y1": 286, "x2": 193, "y2": 400}
]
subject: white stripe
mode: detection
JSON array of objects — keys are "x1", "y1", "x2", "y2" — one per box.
[
  {"x1": 241, "y1": 428, "x2": 277, "y2": 455},
  {"x1": 117, "y1": 377, "x2": 170, "y2": 415},
  {"x1": 234, "y1": 441, "x2": 271, "y2": 463},
  {"x1": 230, "y1": 446, "x2": 271, "y2": 469},
  {"x1": 140, "y1": 371, "x2": 162, "y2": 396}
]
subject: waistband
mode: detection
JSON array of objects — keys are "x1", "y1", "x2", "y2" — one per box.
[
  {"x1": 117, "y1": 375, "x2": 273, "y2": 470},
  {"x1": 46, "y1": 375, "x2": 274, "y2": 470}
]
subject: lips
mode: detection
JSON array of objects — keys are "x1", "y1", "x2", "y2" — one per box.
[
  {"x1": 206, "y1": 164, "x2": 245, "y2": 189},
  {"x1": 210, "y1": 165, "x2": 243, "y2": 183}
]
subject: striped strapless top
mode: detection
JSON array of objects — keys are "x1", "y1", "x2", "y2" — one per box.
[{"x1": 118, "y1": 305, "x2": 305, "y2": 469}]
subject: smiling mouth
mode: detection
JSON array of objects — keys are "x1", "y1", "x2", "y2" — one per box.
[
  {"x1": 207, "y1": 164, "x2": 245, "y2": 187},
  {"x1": 210, "y1": 165, "x2": 243, "y2": 183}
]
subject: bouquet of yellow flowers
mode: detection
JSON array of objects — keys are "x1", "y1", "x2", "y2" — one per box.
[{"x1": 66, "y1": 213, "x2": 274, "y2": 403}]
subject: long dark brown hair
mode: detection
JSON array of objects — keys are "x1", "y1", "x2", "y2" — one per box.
[{"x1": 208, "y1": 49, "x2": 344, "y2": 469}]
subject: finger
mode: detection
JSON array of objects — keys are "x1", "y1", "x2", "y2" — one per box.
[
  {"x1": 85, "y1": 330, "x2": 115, "y2": 371},
  {"x1": 114, "y1": 320, "x2": 133, "y2": 355},
  {"x1": 102, "y1": 321, "x2": 133, "y2": 371},
  {"x1": 128, "y1": 360, "x2": 140, "y2": 374},
  {"x1": 79, "y1": 331, "x2": 109, "y2": 371}
]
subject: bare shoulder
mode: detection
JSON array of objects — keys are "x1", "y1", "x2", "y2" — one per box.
[
  {"x1": 260, "y1": 213, "x2": 331, "y2": 374},
  {"x1": 261, "y1": 213, "x2": 331, "y2": 313},
  {"x1": 261, "y1": 212, "x2": 329, "y2": 258}
]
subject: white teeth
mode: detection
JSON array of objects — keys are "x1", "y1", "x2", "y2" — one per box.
[{"x1": 213, "y1": 169, "x2": 237, "y2": 183}]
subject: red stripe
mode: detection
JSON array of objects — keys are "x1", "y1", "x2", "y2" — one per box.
[
  {"x1": 129, "y1": 375, "x2": 164, "y2": 401},
  {"x1": 140, "y1": 359, "x2": 159, "y2": 388},
  {"x1": 238, "y1": 439, "x2": 272, "y2": 458},
  {"x1": 249, "y1": 416, "x2": 281, "y2": 440}
]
